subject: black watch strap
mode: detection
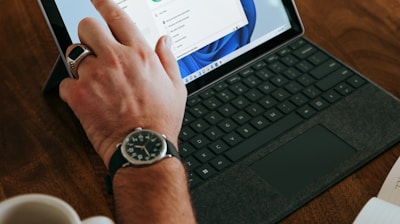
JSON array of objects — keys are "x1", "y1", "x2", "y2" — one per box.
[{"x1": 105, "y1": 140, "x2": 180, "y2": 194}]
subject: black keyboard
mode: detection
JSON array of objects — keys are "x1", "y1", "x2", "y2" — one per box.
[{"x1": 179, "y1": 38, "x2": 366, "y2": 188}]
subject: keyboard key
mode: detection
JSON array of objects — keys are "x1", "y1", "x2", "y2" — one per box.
[
  {"x1": 309, "y1": 60, "x2": 341, "y2": 80},
  {"x1": 223, "y1": 133, "x2": 244, "y2": 146},
  {"x1": 264, "y1": 54, "x2": 280, "y2": 63},
  {"x1": 204, "y1": 127, "x2": 224, "y2": 141},
  {"x1": 225, "y1": 113, "x2": 304, "y2": 161},
  {"x1": 203, "y1": 97, "x2": 222, "y2": 110},
  {"x1": 270, "y1": 74, "x2": 289, "y2": 87},
  {"x1": 285, "y1": 81, "x2": 303, "y2": 94},
  {"x1": 297, "y1": 74, "x2": 316, "y2": 86},
  {"x1": 218, "y1": 104, "x2": 237, "y2": 117},
  {"x1": 259, "y1": 96, "x2": 278, "y2": 109},
  {"x1": 226, "y1": 74, "x2": 242, "y2": 84},
  {"x1": 296, "y1": 60, "x2": 314, "y2": 73},
  {"x1": 245, "y1": 89, "x2": 263, "y2": 101},
  {"x1": 184, "y1": 156, "x2": 201, "y2": 171},
  {"x1": 289, "y1": 38, "x2": 306, "y2": 50},
  {"x1": 190, "y1": 135, "x2": 210, "y2": 149},
  {"x1": 188, "y1": 172, "x2": 202, "y2": 188},
  {"x1": 217, "y1": 89, "x2": 236, "y2": 102},
  {"x1": 256, "y1": 68, "x2": 275, "y2": 80},
  {"x1": 269, "y1": 61, "x2": 287, "y2": 73},
  {"x1": 180, "y1": 126, "x2": 196, "y2": 141},
  {"x1": 297, "y1": 105, "x2": 317, "y2": 119},
  {"x1": 347, "y1": 76, "x2": 366, "y2": 88},
  {"x1": 272, "y1": 89, "x2": 291, "y2": 101},
  {"x1": 237, "y1": 124, "x2": 257, "y2": 138},
  {"x1": 310, "y1": 98, "x2": 330, "y2": 111},
  {"x1": 187, "y1": 96, "x2": 202, "y2": 106},
  {"x1": 253, "y1": 60, "x2": 268, "y2": 70},
  {"x1": 250, "y1": 116, "x2": 270, "y2": 130},
  {"x1": 315, "y1": 68, "x2": 352, "y2": 91},
  {"x1": 277, "y1": 101, "x2": 297, "y2": 114},
  {"x1": 230, "y1": 83, "x2": 249, "y2": 95},
  {"x1": 183, "y1": 113, "x2": 195, "y2": 125},
  {"x1": 180, "y1": 143, "x2": 196, "y2": 158},
  {"x1": 283, "y1": 68, "x2": 302, "y2": 80},
  {"x1": 218, "y1": 119, "x2": 238, "y2": 133},
  {"x1": 290, "y1": 93, "x2": 309, "y2": 107},
  {"x1": 308, "y1": 52, "x2": 329, "y2": 65},
  {"x1": 211, "y1": 156, "x2": 232, "y2": 171},
  {"x1": 303, "y1": 86, "x2": 321, "y2": 99},
  {"x1": 204, "y1": 111, "x2": 223, "y2": 125},
  {"x1": 239, "y1": 68, "x2": 255, "y2": 77},
  {"x1": 281, "y1": 55, "x2": 299, "y2": 66},
  {"x1": 265, "y1": 108, "x2": 283, "y2": 122},
  {"x1": 277, "y1": 47, "x2": 292, "y2": 56},
  {"x1": 335, "y1": 83, "x2": 354, "y2": 95},
  {"x1": 209, "y1": 140, "x2": 230, "y2": 154},
  {"x1": 258, "y1": 82, "x2": 276, "y2": 94},
  {"x1": 232, "y1": 96, "x2": 251, "y2": 109},
  {"x1": 323, "y1": 90, "x2": 342, "y2": 104},
  {"x1": 213, "y1": 82, "x2": 229, "y2": 91},
  {"x1": 196, "y1": 164, "x2": 217, "y2": 180},
  {"x1": 190, "y1": 119, "x2": 209, "y2": 132},
  {"x1": 245, "y1": 104, "x2": 264, "y2": 116},
  {"x1": 243, "y1": 76, "x2": 262, "y2": 88},
  {"x1": 293, "y1": 44, "x2": 317, "y2": 59},
  {"x1": 200, "y1": 88, "x2": 216, "y2": 99},
  {"x1": 195, "y1": 149, "x2": 215, "y2": 163},
  {"x1": 189, "y1": 105, "x2": 208, "y2": 118},
  {"x1": 232, "y1": 111, "x2": 252, "y2": 125}
]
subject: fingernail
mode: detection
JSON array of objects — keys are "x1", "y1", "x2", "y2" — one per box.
[{"x1": 164, "y1": 36, "x2": 172, "y2": 48}]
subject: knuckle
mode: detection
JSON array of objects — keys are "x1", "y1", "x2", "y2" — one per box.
[
  {"x1": 106, "y1": 8, "x2": 127, "y2": 24},
  {"x1": 78, "y1": 17, "x2": 97, "y2": 31}
]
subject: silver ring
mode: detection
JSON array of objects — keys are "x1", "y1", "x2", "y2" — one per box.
[{"x1": 67, "y1": 44, "x2": 94, "y2": 79}]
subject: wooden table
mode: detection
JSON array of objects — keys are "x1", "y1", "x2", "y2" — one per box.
[{"x1": 1, "y1": 0, "x2": 400, "y2": 223}]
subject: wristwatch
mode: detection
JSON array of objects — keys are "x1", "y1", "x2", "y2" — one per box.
[{"x1": 106, "y1": 127, "x2": 181, "y2": 187}]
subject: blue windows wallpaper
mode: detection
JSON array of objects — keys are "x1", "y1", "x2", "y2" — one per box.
[{"x1": 177, "y1": 0, "x2": 256, "y2": 78}]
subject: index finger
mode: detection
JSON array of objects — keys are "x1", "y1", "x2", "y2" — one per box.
[{"x1": 91, "y1": 0, "x2": 146, "y2": 46}]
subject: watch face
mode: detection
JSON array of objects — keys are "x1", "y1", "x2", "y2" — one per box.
[{"x1": 121, "y1": 129, "x2": 167, "y2": 165}]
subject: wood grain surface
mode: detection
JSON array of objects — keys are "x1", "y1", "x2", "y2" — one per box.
[{"x1": 1, "y1": 0, "x2": 400, "y2": 223}]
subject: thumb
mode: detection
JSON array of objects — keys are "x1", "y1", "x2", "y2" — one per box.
[{"x1": 58, "y1": 78, "x2": 77, "y2": 104}]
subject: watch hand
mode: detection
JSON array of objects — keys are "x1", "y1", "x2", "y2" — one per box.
[{"x1": 144, "y1": 147, "x2": 150, "y2": 157}]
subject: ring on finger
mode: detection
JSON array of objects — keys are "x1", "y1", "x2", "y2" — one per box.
[{"x1": 67, "y1": 44, "x2": 94, "y2": 79}]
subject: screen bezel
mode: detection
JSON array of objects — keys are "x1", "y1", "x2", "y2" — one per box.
[{"x1": 38, "y1": 0, "x2": 304, "y2": 94}]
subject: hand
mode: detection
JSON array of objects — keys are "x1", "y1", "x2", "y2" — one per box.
[{"x1": 59, "y1": 0, "x2": 187, "y2": 167}]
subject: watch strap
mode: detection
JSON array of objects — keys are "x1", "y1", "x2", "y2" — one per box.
[
  {"x1": 166, "y1": 140, "x2": 181, "y2": 159},
  {"x1": 108, "y1": 144, "x2": 126, "y2": 181}
]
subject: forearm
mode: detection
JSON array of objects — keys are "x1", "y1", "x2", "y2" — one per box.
[{"x1": 112, "y1": 158, "x2": 196, "y2": 224}]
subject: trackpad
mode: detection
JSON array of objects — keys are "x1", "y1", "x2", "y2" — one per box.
[{"x1": 251, "y1": 125, "x2": 356, "y2": 196}]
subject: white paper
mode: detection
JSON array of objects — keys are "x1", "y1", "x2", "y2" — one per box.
[
  {"x1": 353, "y1": 197, "x2": 400, "y2": 224},
  {"x1": 377, "y1": 157, "x2": 400, "y2": 206},
  {"x1": 353, "y1": 156, "x2": 400, "y2": 223}
]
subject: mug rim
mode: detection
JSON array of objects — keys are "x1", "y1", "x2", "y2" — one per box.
[{"x1": 0, "y1": 193, "x2": 81, "y2": 223}]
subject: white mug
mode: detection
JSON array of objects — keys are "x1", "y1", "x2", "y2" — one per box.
[{"x1": 0, "y1": 194, "x2": 114, "y2": 224}]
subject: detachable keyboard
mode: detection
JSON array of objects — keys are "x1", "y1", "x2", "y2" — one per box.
[{"x1": 178, "y1": 38, "x2": 366, "y2": 188}]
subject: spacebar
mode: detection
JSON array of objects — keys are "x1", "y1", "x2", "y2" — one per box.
[{"x1": 225, "y1": 113, "x2": 304, "y2": 162}]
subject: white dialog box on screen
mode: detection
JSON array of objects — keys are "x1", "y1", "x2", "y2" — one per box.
[{"x1": 117, "y1": 0, "x2": 249, "y2": 59}]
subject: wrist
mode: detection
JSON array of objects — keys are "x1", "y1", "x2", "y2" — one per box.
[
  {"x1": 113, "y1": 156, "x2": 184, "y2": 185},
  {"x1": 111, "y1": 157, "x2": 195, "y2": 224}
]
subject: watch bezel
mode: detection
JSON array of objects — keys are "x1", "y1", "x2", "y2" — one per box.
[{"x1": 120, "y1": 128, "x2": 168, "y2": 166}]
